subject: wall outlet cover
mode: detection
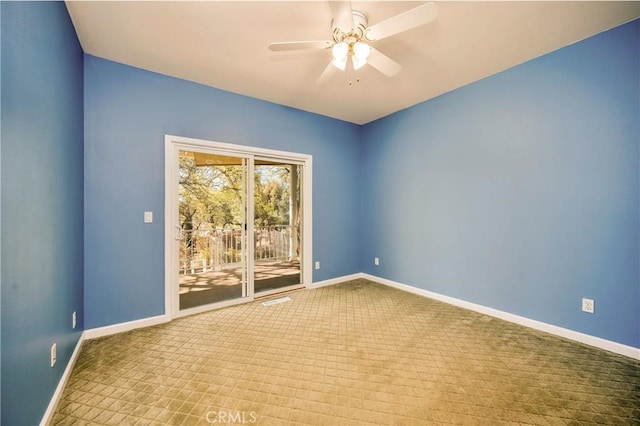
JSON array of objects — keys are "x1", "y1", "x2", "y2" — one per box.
[{"x1": 582, "y1": 298, "x2": 594, "y2": 314}]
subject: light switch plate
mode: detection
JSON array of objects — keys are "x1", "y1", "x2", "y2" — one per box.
[{"x1": 144, "y1": 211, "x2": 153, "y2": 223}]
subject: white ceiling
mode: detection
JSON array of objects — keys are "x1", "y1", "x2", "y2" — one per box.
[{"x1": 66, "y1": 1, "x2": 640, "y2": 125}]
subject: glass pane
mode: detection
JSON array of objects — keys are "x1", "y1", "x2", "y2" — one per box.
[
  {"x1": 254, "y1": 160, "x2": 302, "y2": 293},
  {"x1": 178, "y1": 150, "x2": 248, "y2": 309}
]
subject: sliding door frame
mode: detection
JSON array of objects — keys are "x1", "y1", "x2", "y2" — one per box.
[{"x1": 164, "y1": 134, "x2": 313, "y2": 320}]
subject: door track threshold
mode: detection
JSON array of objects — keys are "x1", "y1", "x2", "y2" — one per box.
[{"x1": 261, "y1": 296, "x2": 292, "y2": 306}]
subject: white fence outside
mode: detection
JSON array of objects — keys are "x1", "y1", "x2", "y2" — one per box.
[{"x1": 179, "y1": 225, "x2": 294, "y2": 275}]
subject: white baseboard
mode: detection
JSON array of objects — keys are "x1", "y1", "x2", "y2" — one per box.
[
  {"x1": 310, "y1": 273, "x2": 364, "y2": 289},
  {"x1": 40, "y1": 332, "x2": 85, "y2": 426},
  {"x1": 361, "y1": 273, "x2": 640, "y2": 360},
  {"x1": 83, "y1": 314, "x2": 170, "y2": 340}
]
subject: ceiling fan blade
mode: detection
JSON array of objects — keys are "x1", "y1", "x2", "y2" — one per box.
[
  {"x1": 367, "y1": 47, "x2": 402, "y2": 77},
  {"x1": 328, "y1": 1, "x2": 354, "y2": 31},
  {"x1": 269, "y1": 41, "x2": 332, "y2": 52},
  {"x1": 316, "y1": 61, "x2": 338, "y2": 85},
  {"x1": 366, "y1": 2, "x2": 438, "y2": 41}
]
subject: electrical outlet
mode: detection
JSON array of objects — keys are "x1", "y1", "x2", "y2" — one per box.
[
  {"x1": 374, "y1": 257, "x2": 379, "y2": 266},
  {"x1": 72, "y1": 311, "x2": 77, "y2": 329},
  {"x1": 582, "y1": 298, "x2": 594, "y2": 314},
  {"x1": 51, "y1": 343, "x2": 57, "y2": 367},
  {"x1": 314, "y1": 261, "x2": 320, "y2": 270}
]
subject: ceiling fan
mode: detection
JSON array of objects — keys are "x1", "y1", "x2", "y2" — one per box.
[{"x1": 268, "y1": 1, "x2": 438, "y2": 84}]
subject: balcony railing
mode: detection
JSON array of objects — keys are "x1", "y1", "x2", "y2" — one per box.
[{"x1": 179, "y1": 225, "x2": 295, "y2": 275}]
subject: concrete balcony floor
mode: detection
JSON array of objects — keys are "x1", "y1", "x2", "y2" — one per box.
[{"x1": 179, "y1": 260, "x2": 301, "y2": 310}]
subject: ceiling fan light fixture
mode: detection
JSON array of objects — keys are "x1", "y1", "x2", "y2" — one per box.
[
  {"x1": 352, "y1": 41, "x2": 371, "y2": 70},
  {"x1": 331, "y1": 41, "x2": 349, "y2": 70},
  {"x1": 352, "y1": 54, "x2": 366, "y2": 70},
  {"x1": 353, "y1": 41, "x2": 371, "y2": 60},
  {"x1": 332, "y1": 42, "x2": 348, "y2": 61},
  {"x1": 332, "y1": 56, "x2": 348, "y2": 71}
]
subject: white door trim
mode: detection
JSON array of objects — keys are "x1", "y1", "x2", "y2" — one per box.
[{"x1": 164, "y1": 134, "x2": 313, "y2": 319}]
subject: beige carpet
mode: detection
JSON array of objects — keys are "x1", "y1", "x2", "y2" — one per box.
[{"x1": 52, "y1": 279, "x2": 640, "y2": 425}]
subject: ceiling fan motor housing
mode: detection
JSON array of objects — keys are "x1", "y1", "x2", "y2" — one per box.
[
  {"x1": 352, "y1": 10, "x2": 368, "y2": 29},
  {"x1": 331, "y1": 10, "x2": 368, "y2": 33}
]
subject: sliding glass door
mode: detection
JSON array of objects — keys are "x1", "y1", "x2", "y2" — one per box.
[
  {"x1": 253, "y1": 160, "x2": 302, "y2": 296},
  {"x1": 166, "y1": 135, "x2": 311, "y2": 318},
  {"x1": 177, "y1": 150, "x2": 250, "y2": 310}
]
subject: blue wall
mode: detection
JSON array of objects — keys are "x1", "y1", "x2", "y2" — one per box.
[
  {"x1": 1, "y1": 2, "x2": 84, "y2": 425},
  {"x1": 84, "y1": 56, "x2": 361, "y2": 328},
  {"x1": 0, "y1": 4, "x2": 637, "y2": 423},
  {"x1": 0, "y1": 2, "x2": 636, "y2": 423},
  {"x1": 361, "y1": 19, "x2": 639, "y2": 348}
]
